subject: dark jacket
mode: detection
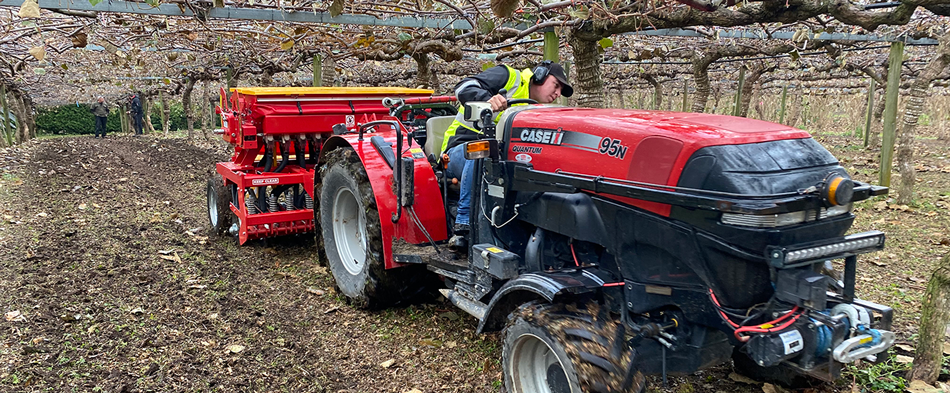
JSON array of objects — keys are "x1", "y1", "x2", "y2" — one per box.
[
  {"x1": 130, "y1": 96, "x2": 142, "y2": 116},
  {"x1": 90, "y1": 101, "x2": 109, "y2": 117}
]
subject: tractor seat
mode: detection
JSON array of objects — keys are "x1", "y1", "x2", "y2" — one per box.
[{"x1": 424, "y1": 116, "x2": 457, "y2": 158}]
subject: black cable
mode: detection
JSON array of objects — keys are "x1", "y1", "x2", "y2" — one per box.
[{"x1": 408, "y1": 206, "x2": 442, "y2": 255}]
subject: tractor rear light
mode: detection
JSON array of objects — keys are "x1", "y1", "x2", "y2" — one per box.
[
  {"x1": 464, "y1": 140, "x2": 497, "y2": 160},
  {"x1": 721, "y1": 203, "x2": 851, "y2": 228},
  {"x1": 767, "y1": 230, "x2": 885, "y2": 267}
]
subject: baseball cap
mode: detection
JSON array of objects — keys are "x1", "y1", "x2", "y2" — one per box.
[{"x1": 547, "y1": 63, "x2": 573, "y2": 97}]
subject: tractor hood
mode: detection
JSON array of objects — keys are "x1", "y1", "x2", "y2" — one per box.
[{"x1": 502, "y1": 106, "x2": 842, "y2": 217}]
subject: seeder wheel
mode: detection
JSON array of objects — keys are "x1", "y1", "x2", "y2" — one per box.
[
  {"x1": 317, "y1": 147, "x2": 424, "y2": 309},
  {"x1": 207, "y1": 175, "x2": 232, "y2": 237}
]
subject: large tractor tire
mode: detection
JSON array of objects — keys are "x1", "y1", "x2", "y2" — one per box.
[
  {"x1": 317, "y1": 148, "x2": 423, "y2": 309},
  {"x1": 207, "y1": 175, "x2": 232, "y2": 237},
  {"x1": 503, "y1": 301, "x2": 646, "y2": 393}
]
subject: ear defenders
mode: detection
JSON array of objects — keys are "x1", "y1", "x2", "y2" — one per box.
[{"x1": 531, "y1": 61, "x2": 553, "y2": 85}]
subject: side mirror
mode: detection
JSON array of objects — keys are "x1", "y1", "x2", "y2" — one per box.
[{"x1": 215, "y1": 106, "x2": 222, "y2": 115}]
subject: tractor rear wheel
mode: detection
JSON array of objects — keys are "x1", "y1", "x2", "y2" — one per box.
[
  {"x1": 502, "y1": 301, "x2": 646, "y2": 393},
  {"x1": 317, "y1": 148, "x2": 421, "y2": 309},
  {"x1": 207, "y1": 175, "x2": 232, "y2": 236}
]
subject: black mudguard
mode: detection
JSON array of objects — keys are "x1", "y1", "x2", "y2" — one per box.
[{"x1": 477, "y1": 269, "x2": 616, "y2": 333}]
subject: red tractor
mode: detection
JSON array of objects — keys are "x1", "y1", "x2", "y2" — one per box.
[{"x1": 209, "y1": 87, "x2": 895, "y2": 392}]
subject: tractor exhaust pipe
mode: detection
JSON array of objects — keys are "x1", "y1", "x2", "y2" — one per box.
[{"x1": 440, "y1": 289, "x2": 487, "y2": 320}]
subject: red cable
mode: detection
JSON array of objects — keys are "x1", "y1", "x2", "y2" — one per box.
[
  {"x1": 569, "y1": 242, "x2": 580, "y2": 267},
  {"x1": 708, "y1": 289, "x2": 802, "y2": 342}
]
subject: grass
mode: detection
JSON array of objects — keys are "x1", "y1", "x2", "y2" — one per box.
[{"x1": 843, "y1": 355, "x2": 911, "y2": 393}]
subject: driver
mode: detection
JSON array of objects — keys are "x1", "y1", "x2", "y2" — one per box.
[{"x1": 441, "y1": 61, "x2": 574, "y2": 249}]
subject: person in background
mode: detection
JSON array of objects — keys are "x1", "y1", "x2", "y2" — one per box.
[
  {"x1": 441, "y1": 61, "x2": 573, "y2": 249},
  {"x1": 90, "y1": 96, "x2": 109, "y2": 138},
  {"x1": 129, "y1": 92, "x2": 144, "y2": 136}
]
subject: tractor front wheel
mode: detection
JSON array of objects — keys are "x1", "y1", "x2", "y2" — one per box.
[
  {"x1": 502, "y1": 301, "x2": 646, "y2": 393},
  {"x1": 207, "y1": 175, "x2": 232, "y2": 236},
  {"x1": 317, "y1": 148, "x2": 420, "y2": 309}
]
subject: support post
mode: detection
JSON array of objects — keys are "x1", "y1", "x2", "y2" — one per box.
[
  {"x1": 543, "y1": 30, "x2": 559, "y2": 62},
  {"x1": 864, "y1": 79, "x2": 876, "y2": 147},
  {"x1": 120, "y1": 103, "x2": 129, "y2": 134},
  {"x1": 732, "y1": 66, "x2": 746, "y2": 117},
  {"x1": 779, "y1": 84, "x2": 788, "y2": 124},
  {"x1": 312, "y1": 54, "x2": 323, "y2": 87},
  {"x1": 880, "y1": 41, "x2": 904, "y2": 187}
]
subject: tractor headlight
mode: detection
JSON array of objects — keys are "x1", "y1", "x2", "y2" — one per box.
[
  {"x1": 767, "y1": 231, "x2": 885, "y2": 267},
  {"x1": 721, "y1": 203, "x2": 852, "y2": 228}
]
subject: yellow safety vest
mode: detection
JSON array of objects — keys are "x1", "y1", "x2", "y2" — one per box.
[{"x1": 441, "y1": 66, "x2": 533, "y2": 154}]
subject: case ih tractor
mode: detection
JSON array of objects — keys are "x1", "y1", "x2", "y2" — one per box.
[{"x1": 209, "y1": 86, "x2": 895, "y2": 392}]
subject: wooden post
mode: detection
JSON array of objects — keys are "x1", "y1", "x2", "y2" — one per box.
[
  {"x1": 313, "y1": 54, "x2": 323, "y2": 87},
  {"x1": 733, "y1": 66, "x2": 746, "y2": 117},
  {"x1": 880, "y1": 41, "x2": 904, "y2": 187},
  {"x1": 864, "y1": 79, "x2": 876, "y2": 147},
  {"x1": 0, "y1": 84, "x2": 10, "y2": 146},
  {"x1": 779, "y1": 84, "x2": 789, "y2": 124},
  {"x1": 120, "y1": 104, "x2": 129, "y2": 134},
  {"x1": 543, "y1": 30, "x2": 559, "y2": 62}
]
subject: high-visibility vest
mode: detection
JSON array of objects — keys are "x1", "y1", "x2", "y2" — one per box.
[{"x1": 440, "y1": 66, "x2": 534, "y2": 154}]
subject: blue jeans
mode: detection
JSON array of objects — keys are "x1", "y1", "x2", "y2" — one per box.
[{"x1": 446, "y1": 144, "x2": 474, "y2": 227}]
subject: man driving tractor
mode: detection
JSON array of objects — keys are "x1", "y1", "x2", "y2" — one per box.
[{"x1": 441, "y1": 61, "x2": 574, "y2": 249}]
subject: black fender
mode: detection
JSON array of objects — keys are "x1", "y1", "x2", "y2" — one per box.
[{"x1": 477, "y1": 269, "x2": 618, "y2": 333}]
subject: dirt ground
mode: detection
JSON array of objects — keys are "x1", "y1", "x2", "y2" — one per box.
[{"x1": 0, "y1": 132, "x2": 947, "y2": 393}]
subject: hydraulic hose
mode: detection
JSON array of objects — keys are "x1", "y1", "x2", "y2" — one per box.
[
  {"x1": 307, "y1": 139, "x2": 319, "y2": 165},
  {"x1": 295, "y1": 139, "x2": 306, "y2": 167},
  {"x1": 274, "y1": 140, "x2": 290, "y2": 173},
  {"x1": 262, "y1": 141, "x2": 275, "y2": 172}
]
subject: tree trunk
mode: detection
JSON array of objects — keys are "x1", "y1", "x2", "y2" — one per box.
[
  {"x1": 413, "y1": 53, "x2": 432, "y2": 89},
  {"x1": 142, "y1": 94, "x2": 155, "y2": 134},
  {"x1": 569, "y1": 33, "x2": 604, "y2": 108},
  {"x1": 119, "y1": 103, "x2": 129, "y2": 134},
  {"x1": 183, "y1": 77, "x2": 196, "y2": 140},
  {"x1": 908, "y1": 253, "x2": 950, "y2": 384},
  {"x1": 201, "y1": 82, "x2": 211, "y2": 141},
  {"x1": 896, "y1": 34, "x2": 949, "y2": 205},
  {"x1": 11, "y1": 91, "x2": 33, "y2": 143},
  {"x1": 787, "y1": 87, "x2": 804, "y2": 128},
  {"x1": 752, "y1": 85, "x2": 766, "y2": 120},
  {"x1": 160, "y1": 90, "x2": 170, "y2": 135},
  {"x1": 868, "y1": 87, "x2": 888, "y2": 148},
  {"x1": 643, "y1": 75, "x2": 662, "y2": 110},
  {"x1": 739, "y1": 63, "x2": 768, "y2": 118},
  {"x1": 691, "y1": 56, "x2": 715, "y2": 113},
  {"x1": 616, "y1": 89, "x2": 625, "y2": 109}
]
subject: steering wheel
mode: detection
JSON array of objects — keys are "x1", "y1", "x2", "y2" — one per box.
[
  {"x1": 496, "y1": 89, "x2": 537, "y2": 107},
  {"x1": 507, "y1": 98, "x2": 537, "y2": 106}
]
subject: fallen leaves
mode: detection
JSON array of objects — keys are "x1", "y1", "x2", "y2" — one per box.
[
  {"x1": 894, "y1": 354, "x2": 914, "y2": 364},
  {"x1": 906, "y1": 380, "x2": 946, "y2": 393},
  {"x1": 226, "y1": 344, "x2": 245, "y2": 354},
  {"x1": 380, "y1": 359, "x2": 395, "y2": 368},
  {"x1": 306, "y1": 287, "x2": 325, "y2": 295},
  {"x1": 4, "y1": 310, "x2": 25, "y2": 322}
]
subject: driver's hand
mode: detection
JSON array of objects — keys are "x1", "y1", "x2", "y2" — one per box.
[{"x1": 488, "y1": 94, "x2": 507, "y2": 112}]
